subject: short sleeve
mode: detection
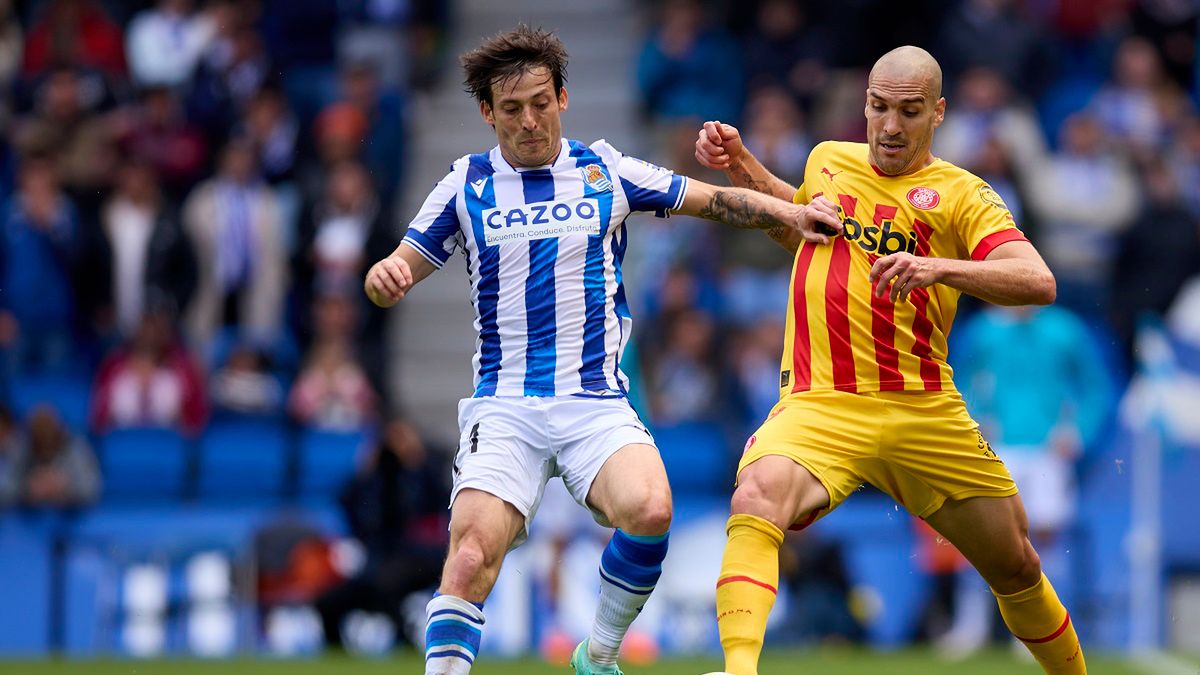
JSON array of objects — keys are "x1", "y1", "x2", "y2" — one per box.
[
  {"x1": 608, "y1": 144, "x2": 688, "y2": 218},
  {"x1": 401, "y1": 162, "x2": 464, "y2": 268},
  {"x1": 792, "y1": 183, "x2": 808, "y2": 205},
  {"x1": 957, "y1": 180, "x2": 1029, "y2": 260}
]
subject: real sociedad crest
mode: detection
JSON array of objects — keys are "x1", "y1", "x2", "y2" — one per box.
[{"x1": 581, "y1": 163, "x2": 613, "y2": 192}]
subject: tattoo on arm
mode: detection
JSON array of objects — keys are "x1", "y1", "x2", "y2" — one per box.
[
  {"x1": 730, "y1": 167, "x2": 772, "y2": 194},
  {"x1": 728, "y1": 165, "x2": 795, "y2": 202},
  {"x1": 698, "y1": 190, "x2": 781, "y2": 230},
  {"x1": 765, "y1": 226, "x2": 799, "y2": 253}
]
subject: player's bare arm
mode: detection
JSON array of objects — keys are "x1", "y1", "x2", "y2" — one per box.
[
  {"x1": 694, "y1": 120, "x2": 810, "y2": 252},
  {"x1": 364, "y1": 243, "x2": 437, "y2": 308},
  {"x1": 695, "y1": 121, "x2": 796, "y2": 202},
  {"x1": 869, "y1": 240, "x2": 1056, "y2": 306},
  {"x1": 677, "y1": 179, "x2": 842, "y2": 249}
]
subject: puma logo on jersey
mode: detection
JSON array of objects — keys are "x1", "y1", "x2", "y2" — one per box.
[{"x1": 821, "y1": 167, "x2": 842, "y2": 181}]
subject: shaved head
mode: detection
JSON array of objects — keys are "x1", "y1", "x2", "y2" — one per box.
[
  {"x1": 869, "y1": 46, "x2": 942, "y2": 100},
  {"x1": 863, "y1": 46, "x2": 946, "y2": 175}
]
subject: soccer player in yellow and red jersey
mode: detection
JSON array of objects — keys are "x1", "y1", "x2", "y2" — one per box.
[{"x1": 693, "y1": 46, "x2": 1086, "y2": 675}]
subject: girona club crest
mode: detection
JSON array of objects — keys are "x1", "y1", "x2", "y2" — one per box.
[{"x1": 907, "y1": 186, "x2": 940, "y2": 210}]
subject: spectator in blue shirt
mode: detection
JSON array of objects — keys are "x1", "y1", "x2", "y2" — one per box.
[
  {"x1": 0, "y1": 155, "x2": 81, "y2": 377},
  {"x1": 636, "y1": 0, "x2": 743, "y2": 125}
]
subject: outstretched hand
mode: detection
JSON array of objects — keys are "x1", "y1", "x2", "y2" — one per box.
[
  {"x1": 365, "y1": 254, "x2": 414, "y2": 308},
  {"x1": 695, "y1": 120, "x2": 745, "y2": 171}
]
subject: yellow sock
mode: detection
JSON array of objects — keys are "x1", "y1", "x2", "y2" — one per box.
[
  {"x1": 994, "y1": 573, "x2": 1086, "y2": 674},
  {"x1": 715, "y1": 514, "x2": 785, "y2": 675}
]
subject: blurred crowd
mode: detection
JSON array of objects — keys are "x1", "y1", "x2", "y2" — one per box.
[{"x1": 0, "y1": 0, "x2": 449, "y2": 509}]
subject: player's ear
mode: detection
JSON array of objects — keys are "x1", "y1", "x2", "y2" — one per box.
[
  {"x1": 933, "y1": 97, "x2": 946, "y2": 128},
  {"x1": 480, "y1": 100, "x2": 495, "y2": 127},
  {"x1": 558, "y1": 87, "x2": 569, "y2": 112}
]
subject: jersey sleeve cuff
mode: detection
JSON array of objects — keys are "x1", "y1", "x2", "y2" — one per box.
[
  {"x1": 670, "y1": 175, "x2": 689, "y2": 213},
  {"x1": 971, "y1": 228, "x2": 1028, "y2": 261},
  {"x1": 402, "y1": 233, "x2": 450, "y2": 268}
]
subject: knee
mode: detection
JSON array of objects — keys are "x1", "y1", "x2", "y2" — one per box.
[
  {"x1": 990, "y1": 541, "x2": 1043, "y2": 595},
  {"x1": 730, "y1": 475, "x2": 792, "y2": 531},
  {"x1": 615, "y1": 489, "x2": 672, "y2": 535},
  {"x1": 444, "y1": 531, "x2": 500, "y2": 587}
]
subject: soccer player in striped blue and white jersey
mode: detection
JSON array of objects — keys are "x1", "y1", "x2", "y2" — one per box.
[{"x1": 364, "y1": 26, "x2": 841, "y2": 675}]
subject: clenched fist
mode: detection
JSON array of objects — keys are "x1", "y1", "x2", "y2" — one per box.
[
  {"x1": 365, "y1": 254, "x2": 415, "y2": 308},
  {"x1": 695, "y1": 120, "x2": 745, "y2": 171}
]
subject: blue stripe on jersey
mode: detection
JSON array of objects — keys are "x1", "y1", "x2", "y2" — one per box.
[
  {"x1": 570, "y1": 140, "x2": 615, "y2": 391},
  {"x1": 619, "y1": 174, "x2": 684, "y2": 217},
  {"x1": 611, "y1": 222, "x2": 631, "y2": 392},
  {"x1": 521, "y1": 169, "x2": 558, "y2": 395},
  {"x1": 465, "y1": 153, "x2": 501, "y2": 397},
  {"x1": 403, "y1": 194, "x2": 458, "y2": 266}
]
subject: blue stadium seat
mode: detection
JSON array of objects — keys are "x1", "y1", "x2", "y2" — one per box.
[
  {"x1": 0, "y1": 519, "x2": 53, "y2": 654},
  {"x1": 197, "y1": 419, "x2": 289, "y2": 501},
  {"x1": 297, "y1": 428, "x2": 368, "y2": 498},
  {"x1": 99, "y1": 428, "x2": 190, "y2": 501},
  {"x1": 9, "y1": 373, "x2": 92, "y2": 431}
]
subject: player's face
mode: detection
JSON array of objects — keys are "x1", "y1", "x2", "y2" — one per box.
[
  {"x1": 864, "y1": 77, "x2": 945, "y2": 176},
  {"x1": 482, "y1": 67, "x2": 568, "y2": 168}
]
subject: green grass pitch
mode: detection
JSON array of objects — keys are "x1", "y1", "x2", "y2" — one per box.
[{"x1": 0, "y1": 648, "x2": 1170, "y2": 674}]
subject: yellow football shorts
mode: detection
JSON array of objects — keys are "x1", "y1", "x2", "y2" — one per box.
[{"x1": 739, "y1": 389, "x2": 1017, "y2": 526}]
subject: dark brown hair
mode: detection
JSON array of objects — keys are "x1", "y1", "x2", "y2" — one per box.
[{"x1": 461, "y1": 25, "x2": 568, "y2": 106}]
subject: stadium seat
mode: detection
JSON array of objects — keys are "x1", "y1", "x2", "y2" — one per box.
[
  {"x1": 8, "y1": 373, "x2": 92, "y2": 432},
  {"x1": 197, "y1": 419, "x2": 289, "y2": 501},
  {"x1": 0, "y1": 519, "x2": 53, "y2": 654},
  {"x1": 99, "y1": 428, "x2": 190, "y2": 501},
  {"x1": 296, "y1": 428, "x2": 368, "y2": 498}
]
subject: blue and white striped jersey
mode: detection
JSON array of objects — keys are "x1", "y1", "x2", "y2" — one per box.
[{"x1": 402, "y1": 138, "x2": 688, "y2": 398}]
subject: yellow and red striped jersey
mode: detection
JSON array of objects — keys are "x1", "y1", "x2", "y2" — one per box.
[{"x1": 782, "y1": 141, "x2": 1026, "y2": 395}]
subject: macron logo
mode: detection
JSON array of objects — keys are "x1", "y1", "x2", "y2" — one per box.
[{"x1": 470, "y1": 178, "x2": 487, "y2": 198}]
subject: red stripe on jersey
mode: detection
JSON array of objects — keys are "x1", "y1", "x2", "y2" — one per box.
[
  {"x1": 971, "y1": 228, "x2": 1028, "y2": 260},
  {"x1": 826, "y1": 238, "x2": 857, "y2": 393},
  {"x1": 909, "y1": 287, "x2": 942, "y2": 391},
  {"x1": 1015, "y1": 613, "x2": 1072, "y2": 644},
  {"x1": 790, "y1": 244, "x2": 818, "y2": 393},
  {"x1": 837, "y1": 193, "x2": 858, "y2": 218},
  {"x1": 716, "y1": 575, "x2": 778, "y2": 595},
  {"x1": 873, "y1": 204, "x2": 898, "y2": 226},
  {"x1": 913, "y1": 218, "x2": 934, "y2": 257},
  {"x1": 871, "y1": 288, "x2": 904, "y2": 390}
]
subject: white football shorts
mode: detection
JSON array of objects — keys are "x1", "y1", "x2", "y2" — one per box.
[{"x1": 450, "y1": 395, "x2": 657, "y2": 547}]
